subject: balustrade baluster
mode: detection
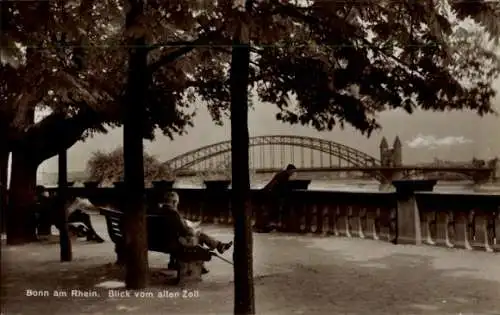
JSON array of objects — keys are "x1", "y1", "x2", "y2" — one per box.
[
  {"x1": 280, "y1": 199, "x2": 289, "y2": 231},
  {"x1": 336, "y1": 204, "x2": 351, "y2": 237},
  {"x1": 196, "y1": 200, "x2": 202, "y2": 220},
  {"x1": 494, "y1": 209, "x2": 500, "y2": 252},
  {"x1": 373, "y1": 208, "x2": 382, "y2": 240},
  {"x1": 227, "y1": 201, "x2": 233, "y2": 225},
  {"x1": 314, "y1": 204, "x2": 325, "y2": 235},
  {"x1": 192, "y1": 199, "x2": 201, "y2": 221},
  {"x1": 277, "y1": 197, "x2": 286, "y2": 231},
  {"x1": 298, "y1": 200, "x2": 307, "y2": 234},
  {"x1": 218, "y1": 202, "x2": 227, "y2": 225},
  {"x1": 447, "y1": 211, "x2": 456, "y2": 247},
  {"x1": 253, "y1": 195, "x2": 266, "y2": 229},
  {"x1": 471, "y1": 209, "x2": 494, "y2": 252},
  {"x1": 435, "y1": 210, "x2": 454, "y2": 248},
  {"x1": 486, "y1": 210, "x2": 496, "y2": 252},
  {"x1": 327, "y1": 205, "x2": 338, "y2": 236},
  {"x1": 285, "y1": 198, "x2": 297, "y2": 233},
  {"x1": 204, "y1": 194, "x2": 218, "y2": 225},
  {"x1": 389, "y1": 207, "x2": 397, "y2": 243},
  {"x1": 358, "y1": 207, "x2": 367, "y2": 239},
  {"x1": 454, "y1": 210, "x2": 473, "y2": 250},
  {"x1": 365, "y1": 207, "x2": 379, "y2": 240},
  {"x1": 347, "y1": 206, "x2": 364, "y2": 238},
  {"x1": 202, "y1": 202, "x2": 210, "y2": 223},
  {"x1": 304, "y1": 201, "x2": 314, "y2": 234},
  {"x1": 250, "y1": 207, "x2": 256, "y2": 228},
  {"x1": 422, "y1": 211, "x2": 437, "y2": 245},
  {"x1": 377, "y1": 206, "x2": 391, "y2": 241}
]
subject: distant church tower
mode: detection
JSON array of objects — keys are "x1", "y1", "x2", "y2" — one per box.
[
  {"x1": 379, "y1": 136, "x2": 403, "y2": 166},
  {"x1": 380, "y1": 137, "x2": 391, "y2": 166},
  {"x1": 392, "y1": 136, "x2": 402, "y2": 166}
]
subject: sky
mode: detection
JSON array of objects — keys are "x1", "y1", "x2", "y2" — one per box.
[{"x1": 36, "y1": 77, "x2": 500, "y2": 174}]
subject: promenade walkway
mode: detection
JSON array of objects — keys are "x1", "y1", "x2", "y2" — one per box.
[{"x1": 2, "y1": 214, "x2": 499, "y2": 315}]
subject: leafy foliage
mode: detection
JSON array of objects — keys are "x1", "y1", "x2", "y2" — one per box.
[
  {"x1": 0, "y1": 0, "x2": 223, "y2": 148},
  {"x1": 2, "y1": 0, "x2": 500, "y2": 151},
  {"x1": 86, "y1": 147, "x2": 173, "y2": 183},
  {"x1": 194, "y1": 0, "x2": 500, "y2": 136}
]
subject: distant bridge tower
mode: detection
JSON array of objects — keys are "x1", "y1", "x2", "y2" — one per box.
[{"x1": 380, "y1": 136, "x2": 403, "y2": 167}]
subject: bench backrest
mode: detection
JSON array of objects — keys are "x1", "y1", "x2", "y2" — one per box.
[
  {"x1": 99, "y1": 207, "x2": 181, "y2": 253},
  {"x1": 100, "y1": 208, "x2": 124, "y2": 243}
]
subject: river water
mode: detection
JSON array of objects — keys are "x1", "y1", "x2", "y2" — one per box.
[
  {"x1": 39, "y1": 174, "x2": 500, "y2": 194},
  {"x1": 173, "y1": 176, "x2": 500, "y2": 194}
]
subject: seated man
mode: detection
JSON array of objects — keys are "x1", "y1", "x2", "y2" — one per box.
[
  {"x1": 35, "y1": 186, "x2": 105, "y2": 243},
  {"x1": 153, "y1": 191, "x2": 232, "y2": 273}
]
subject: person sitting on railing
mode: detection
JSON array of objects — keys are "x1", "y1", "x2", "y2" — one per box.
[
  {"x1": 35, "y1": 186, "x2": 105, "y2": 243},
  {"x1": 255, "y1": 164, "x2": 297, "y2": 232},
  {"x1": 152, "y1": 191, "x2": 232, "y2": 274}
]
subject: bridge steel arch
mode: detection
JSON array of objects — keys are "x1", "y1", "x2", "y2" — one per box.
[{"x1": 164, "y1": 135, "x2": 380, "y2": 171}]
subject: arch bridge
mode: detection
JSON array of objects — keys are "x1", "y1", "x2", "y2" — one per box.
[
  {"x1": 164, "y1": 135, "x2": 380, "y2": 170},
  {"x1": 163, "y1": 135, "x2": 496, "y2": 183}
]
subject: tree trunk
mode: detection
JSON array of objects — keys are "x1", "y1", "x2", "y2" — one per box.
[
  {"x1": 122, "y1": 0, "x2": 149, "y2": 289},
  {"x1": 6, "y1": 151, "x2": 38, "y2": 245},
  {"x1": 230, "y1": 15, "x2": 255, "y2": 315},
  {"x1": 0, "y1": 149, "x2": 9, "y2": 234},
  {"x1": 58, "y1": 149, "x2": 72, "y2": 261}
]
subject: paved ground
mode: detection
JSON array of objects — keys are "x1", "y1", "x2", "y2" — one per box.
[{"x1": 2, "y1": 213, "x2": 500, "y2": 315}]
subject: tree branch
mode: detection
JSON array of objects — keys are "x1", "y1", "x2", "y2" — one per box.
[
  {"x1": 20, "y1": 107, "x2": 103, "y2": 163},
  {"x1": 147, "y1": 29, "x2": 230, "y2": 74},
  {"x1": 146, "y1": 41, "x2": 198, "y2": 52}
]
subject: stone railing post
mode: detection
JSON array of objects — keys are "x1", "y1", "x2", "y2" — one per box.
[
  {"x1": 113, "y1": 181, "x2": 126, "y2": 210},
  {"x1": 392, "y1": 179, "x2": 437, "y2": 245},
  {"x1": 203, "y1": 180, "x2": 231, "y2": 224}
]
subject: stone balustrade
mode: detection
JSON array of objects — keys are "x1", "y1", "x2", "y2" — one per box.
[
  {"x1": 45, "y1": 180, "x2": 500, "y2": 253},
  {"x1": 416, "y1": 192, "x2": 500, "y2": 252}
]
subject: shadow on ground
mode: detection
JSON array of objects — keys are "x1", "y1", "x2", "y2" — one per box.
[{"x1": 1, "y1": 215, "x2": 499, "y2": 315}]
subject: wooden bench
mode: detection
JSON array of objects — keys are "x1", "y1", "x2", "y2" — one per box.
[{"x1": 99, "y1": 207, "x2": 212, "y2": 284}]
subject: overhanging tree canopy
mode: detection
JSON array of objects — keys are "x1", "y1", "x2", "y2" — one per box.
[
  {"x1": 1, "y1": 0, "x2": 499, "y2": 243},
  {"x1": 189, "y1": 0, "x2": 500, "y2": 135}
]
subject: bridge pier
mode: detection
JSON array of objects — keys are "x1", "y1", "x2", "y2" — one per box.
[
  {"x1": 378, "y1": 182, "x2": 393, "y2": 192},
  {"x1": 471, "y1": 180, "x2": 489, "y2": 192},
  {"x1": 471, "y1": 170, "x2": 493, "y2": 192},
  {"x1": 378, "y1": 169, "x2": 403, "y2": 192}
]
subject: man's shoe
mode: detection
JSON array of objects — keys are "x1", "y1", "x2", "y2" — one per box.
[{"x1": 216, "y1": 241, "x2": 233, "y2": 254}]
